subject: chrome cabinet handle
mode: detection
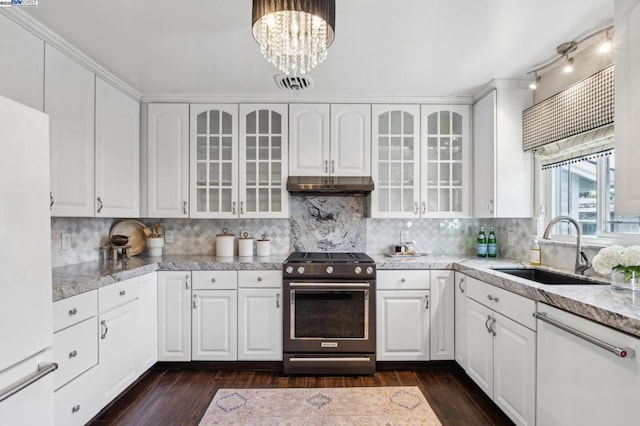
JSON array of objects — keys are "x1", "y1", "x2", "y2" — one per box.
[
  {"x1": 232, "y1": 201, "x2": 237, "y2": 214},
  {"x1": 185, "y1": 274, "x2": 190, "y2": 289},
  {"x1": 488, "y1": 199, "x2": 494, "y2": 214},
  {"x1": 324, "y1": 160, "x2": 328, "y2": 173},
  {"x1": 425, "y1": 294, "x2": 429, "y2": 309},
  {"x1": 490, "y1": 318, "x2": 497, "y2": 336},
  {"x1": 414, "y1": 202, "x2": 419, "y2": 214},
  {"x1": 257, "y1": 277, "x2": 262, "y2": 282},
  {"x1": 193, "y1": 294, "x2": 197, "y2": 309},
  {"x1": 68, "y1": 350, "x2": 78, "y2": 359},
  {"x1": 0, "y1": 362, "x2": 58, "y2": 404},
  {"x1": 331, "y1": 160, "x2": 335, "y2": 174},
  {"x1": 72, "y1": 405, "x2": 80, "y2": 414},
  {"x1": 534, "y1": 312, "x2": 635, "y2": 359},
  {"x1": 69, "y1": 308, "x2": 77, "y2": 316},
  {"x1": 421, "y1": 201, "x2": 426, "y2": 214},
  {"x1": 211, "y1": 278, "x2": 216, "y2": 284},
  {"x1": 485, "y1": 315, "x2": 492, "y2": 334},
  {"x1": 458, "y1": 278, "x2": 465, "y2": 293},
  {"x1": 400, "y1": 278, "x2": 406, "y2": 283},
  {"x1": 50, "y1": 192, "x2": 54, "y2": 209},
  {"x1": 100, "y1": 320, "x2": 108, "y2": 339},
  {"x1": 276, "y1": 293, "x2": 280, "y2": 308},
  {"x1": 119, "y1": 290, "x2": 126, "y2": 296},
  {"x1": 96, "y1": 196, "x2": 103, "y2": 213},
  {"x1": 487, "y1": 295, "x2": 499, "y2": 302},
  {"x1": 240, "y1": 201, "x2": 244, "y2": 214},
  {"x1": 183, "y1": 201, "x2": 187, "y2": 215}
]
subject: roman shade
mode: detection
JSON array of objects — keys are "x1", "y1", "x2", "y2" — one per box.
[{"x1": 534, "y1": 124, "x2": 614, "y2": 169}]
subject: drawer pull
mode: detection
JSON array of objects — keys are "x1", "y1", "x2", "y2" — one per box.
[
  {"x1": 211, "y1": 278, "x2": 216, "y2": 283},
  {"x1": 68, "y1": 308, "x2": 78, "y2": 316},
  {"x1": 458, "y1": 278, "x2": 464, "y2": 293},
  {"x1": 400, "y1": 278, "x2": 406, "y2": 283},
  {"x1": 71, "y1": 405, "x2": 80, "y2": 414},
  {"x1": 490, "y1": 318, "x2": 497, "y2": 336},
  {"x1": 119, "y1": 290, "x2": 126, "y2": 296},
  {"x1": 487, "y1": 295, "x2": 499, "y2": 302},
  {"x1": 485, "y1": 315, "x2": 492, "y2": 334},
  {"x1": 68, "y1": 350, "x2": 78, "y2": 359},
  {"x1": 100, "y1": 320, "x2": 108, "y2": 339},
  {"x1": 257, "y1": 277, "x2": 262, "y2": 282}
]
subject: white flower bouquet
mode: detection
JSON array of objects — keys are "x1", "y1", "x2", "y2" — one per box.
[{"x1": 592, "y1": 245, "x2": 640, "y2": 281}]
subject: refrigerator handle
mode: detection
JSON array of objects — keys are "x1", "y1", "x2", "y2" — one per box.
[{"x1": 0, "y1": 362, "x2": 58, "y2": 403}]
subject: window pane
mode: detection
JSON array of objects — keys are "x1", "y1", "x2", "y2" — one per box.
[
  {"x1": 551, "y1": 158, "x2": 597, "y2": 236},
  {"x1": 606, "y1": 153, "x2": 640, "y2": 233}
]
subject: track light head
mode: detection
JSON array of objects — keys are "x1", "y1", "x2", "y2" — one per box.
[{"x1": 529, "y1": 74, "x2": 541, "y2": 90}]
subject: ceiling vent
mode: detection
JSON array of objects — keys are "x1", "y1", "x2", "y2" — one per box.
[{"x1": 274, "y1": 74, "x2": 313, "y2": 91}]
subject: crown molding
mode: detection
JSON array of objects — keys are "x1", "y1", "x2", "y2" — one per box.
[
  {"x1": 140, "y1": 93, "x2": 474, "y2": 105},
  {"x1": 473, "y1": 79, "x2": 531, "y2": 102},
  {"x1": 0, "y1": 8, "x2": 141, "y2": 100}
]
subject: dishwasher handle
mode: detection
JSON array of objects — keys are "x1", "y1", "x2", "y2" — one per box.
[
  {"x1": 0, "y1": 362, "x2": 58, "y2": 403},
  {"x1": 534, "y1": 312, "x2": 635, "y2": 359}
]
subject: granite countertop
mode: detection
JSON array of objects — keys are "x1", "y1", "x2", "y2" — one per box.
[{"x1": 52, "y1": 253, "x2": 640, "y2": 339}]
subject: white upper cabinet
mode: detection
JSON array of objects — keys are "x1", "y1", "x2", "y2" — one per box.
[
  {"x1": 421, "y1": 105, "x2": 471, "y2": 217},
  {"x1": 330, "y1": 104, "x2": 371, "y2": 176},
  {"x1": 95, "y1": 77, "x2": 140, "y2": 218},
  {"x1": 0, "y1": 13, "x2": 44, "y2": 111},
  {"x1": 289, "y1": 104, "x2": 371, "y2": 176},
  {"x1": 46, "y1": 45, "x2": 96, "y2": 217},
  {"x1": 614, "y1": 0, "x2": 640, "y2": 214},
  {"x1": 189, "y1": 104, "x2": 239, "y2": 218},
  {"x1": 372, "y1": 105, "x2": 421, "y2": 218},
  {"x1": 144, "y1": 103, "x2": 189, "y2": 218},
  {"x1": 239, "y1": 104, "x2": 289, "y2": 218},
  {"x1": 473, "y1": 87, "x2": 533, "y2": 218}
]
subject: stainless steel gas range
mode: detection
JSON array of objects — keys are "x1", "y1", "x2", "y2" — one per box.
[{"x1": 282, "y1": 252, "x2": 376, "y2": 375}]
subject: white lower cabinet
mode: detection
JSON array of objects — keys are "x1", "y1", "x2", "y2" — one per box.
[
  {"x1": 54, "y1": 365, "x2": 101, "y2": 426},
  {"x1": 429, "y1": 270, "x2": 454, "y2": 360},
  {"x1": 465, "y1": 277, "x2": 536, "y2": 426},
  {"x1": 192, "y1": 290, "x2": 237, "y2": 361},
  {"x1": 136, "y1": 273, "x2": 158, "y2": 372},
  {"x1": 238, "y1": 271, "x2": 283, "y2": 361},
  {"x1": 454, "y1": 272, "x2": 466, "y2": 368},
  {"x1": 157, "y1": 271, "x2": 192, "y2": 361}
]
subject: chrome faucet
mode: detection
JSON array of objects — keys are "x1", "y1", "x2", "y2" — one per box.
[{"x1": 542, "y1": 215, "x2": 592, "y2": 275}]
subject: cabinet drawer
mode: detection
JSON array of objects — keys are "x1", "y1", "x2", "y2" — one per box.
[
  {"x1": 53, "y1": 317, "x2": 98, "y2": 390},
  {"x1": 467, "y1": 277, "x2": 536, "y2": 330},
  {"x1": 55, "y1": 365, "x2": 101, "y2": 426},
  {"x1": 53, "y1": 290, "x2": 98, "y2": 332},
  {"x1": 238, "y1": 270, "x2": 282, "y2": 288},
  {"x1": 98, "y1": 279, "x2": 139, "y2": 313},
  {"x1": 377, "y1": 270, "x2": 429, "y2": 290},
  {"x1": 192, "y1": 270, "x2": 237, "y2": 290}
]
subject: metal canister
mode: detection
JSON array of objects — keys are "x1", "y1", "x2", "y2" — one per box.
[
  {"x1": 256, "y1": 234, "x2": 271, "y2": 257},
  {"x1": 215, "y1": 228, "x2": 234, "y2": 257},
  {"x1": 238, "y1": 231, "x2": 254, "y2": 257}
]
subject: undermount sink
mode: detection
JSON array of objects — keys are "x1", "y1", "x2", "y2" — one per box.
[{"x1": 494, "y1": 268, "x2": 606, "y2": 285}]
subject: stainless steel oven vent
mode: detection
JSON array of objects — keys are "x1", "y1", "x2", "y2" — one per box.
[{"x1": 274, "y1": 74, "x2": 313, "y2": 91}]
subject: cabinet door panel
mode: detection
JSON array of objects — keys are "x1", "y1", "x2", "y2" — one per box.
[
  {"x1": 472, "y1": 91, "x2": 496, "y2": 218},
  {"x1": 95, "y1": 77, "x2": 140, "y2": 217},
  {"x1": 430, "y1": 270, "x2": 454, "y2": 360},
  {"x1": 238, "y1": 289, "x2": 282, "y2": 360},
  {"x1": 192, "y1": 290, "x2": 237, "y2": 361},
  {"x1": 289, "y1": 104, "x2": 330, "y2": 176},
  {"x1": 46, "y1": 45, "x2": 95, "y2": 217},
  {"x1": 157, "y1": 272, "x2": 191, "y2": 361},
  {"x1": 146, "y1": 103, "x2": 189, "y2": 218},
  {"x1": 136, "y1": 274, "x2": 158, "y2": 373},
  {"x1": 330, "y1": 104, "x2": 371, "y2": 176},
  {"x1": 376, "y1": 290, "x2": 430, "y2": 360},
  {"x1": 454, "y1": 273, "x2": 466, "y2": 368},
  {"x1": 465, "y1": 298, "x2": 493, "y2": 396}
]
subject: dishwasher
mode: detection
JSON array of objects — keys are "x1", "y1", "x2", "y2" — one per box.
[{"x1": 535, "y1": 303, "x2": 640, "y2": 425}]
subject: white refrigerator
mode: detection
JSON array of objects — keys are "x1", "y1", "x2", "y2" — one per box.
[{"x1": 0, "y1": 95, "x2": 56, "y2": 424}]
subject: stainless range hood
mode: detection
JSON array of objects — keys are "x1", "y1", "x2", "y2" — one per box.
[{"x1": 286, "y1": 176, "x2": 374, "y2": 195}]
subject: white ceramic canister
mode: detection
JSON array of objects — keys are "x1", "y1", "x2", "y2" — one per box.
[
  {"x1": 238, "y1": 232, "x2": 254, "y2": 257},
  {"x1": 256, "y1": 234, "x2": 271, "y2": 257},
  {"x1": 215, "y1": 228, "x2": 234, "y2": 257}
]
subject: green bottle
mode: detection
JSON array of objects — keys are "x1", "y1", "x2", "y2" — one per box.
[
  {"x1": 476, "y1": 226, "x2": 487, "y2": 257},
  {"x1": 488, "y1": 227, "x2": 497, "y2": 258}
]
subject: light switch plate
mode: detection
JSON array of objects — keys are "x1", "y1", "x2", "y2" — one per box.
[
  {"x1": 61, "y1": 233, "x2": 71, "y2": 250},
  {"x1": 165, "y1": 230, "x2": 174, "y2": 244},
  {"x1": 507, "y1": 232, "x2": 514, "y2": 247}
]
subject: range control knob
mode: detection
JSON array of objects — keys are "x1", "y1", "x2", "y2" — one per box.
[
  {"x1": 285, "y1": 266, "x2": 294, "y2": 274},
  {"x1": 297, "y1": 266, "x2": 305, "y2": 274},
  {"x1": 366, "y1": 267, "x2": 374, "y2": 275},
  {"x1": 354, "y1": 266, "x2": 362, "y2": 274},
  {"x1": 326, "y1": 266, "x2": 334, "y2": 274}
]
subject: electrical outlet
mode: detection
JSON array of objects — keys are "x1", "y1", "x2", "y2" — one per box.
[
  {"x1": 165, "y1": 231, "x2": 174, "y2": 244},
  {"x1": 61, "y1": 233, "x2": 71, "y2": 250},
  {"x1": 507, "y1": 231, "x2": 514, "y2": 247}
]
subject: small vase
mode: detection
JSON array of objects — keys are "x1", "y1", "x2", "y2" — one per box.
[
  {"x1": 146, "y1": 237, "x2": 165, "y2": 257},
  {"x1": 611, "y1": 270, "x2": 639, "y2": 292}
]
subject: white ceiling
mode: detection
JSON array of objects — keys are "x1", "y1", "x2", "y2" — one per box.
[{"x1": 23, "y1": 0, "x2": 613, "y2": 100}]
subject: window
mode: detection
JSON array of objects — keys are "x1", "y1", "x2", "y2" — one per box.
[{"x1": 546, "y1": 151, "x2": 640, "y2": 238}]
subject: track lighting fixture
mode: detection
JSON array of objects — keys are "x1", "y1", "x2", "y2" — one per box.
[
  {"x1": 599, "y1": 28, "x2": 613, "y2": 53},
  {"x1": 557, "y1": 41, "x2": 577, "y2": 73},
  {"x1": 529, "y1": 73, "x2": 541, "y2": 90},
  {"x1": 563, "y1": 56, "x2": 575, "y2": 73}
]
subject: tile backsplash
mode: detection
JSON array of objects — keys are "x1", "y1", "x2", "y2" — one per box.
[{"x1": 51, "y1": 196, "x2": 537, "y2": 267}]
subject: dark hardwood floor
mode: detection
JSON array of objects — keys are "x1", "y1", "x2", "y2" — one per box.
[{"x1": 89, "y1": 364, "x2": 514, "y2": 425}]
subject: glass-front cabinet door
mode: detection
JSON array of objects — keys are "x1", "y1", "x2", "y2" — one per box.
[
  {"x1": 420, "y1": 105, "x2": 470, "y2": 217},
  {"x1": 189, "y1": 104, "x2": 238, "y2": 218},
  {"x1": 371, "y1": 105, "x2": 421, "y2": 218},
  {"x1": 239, "y1": 104, "x2": 289, "y2": 218}
]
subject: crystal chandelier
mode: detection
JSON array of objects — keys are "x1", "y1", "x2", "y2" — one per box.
[{"x1": 252, "y1": 0, "x2": 335, "y2": 76}]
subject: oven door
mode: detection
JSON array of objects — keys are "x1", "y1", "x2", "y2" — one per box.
[{"x1": 284, "y1": 281, "x2": 375, "y2": 353}]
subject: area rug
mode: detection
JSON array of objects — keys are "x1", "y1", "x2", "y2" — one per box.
[{"x1": 198, "y1": 386, "x2": 442, "y2": 425}]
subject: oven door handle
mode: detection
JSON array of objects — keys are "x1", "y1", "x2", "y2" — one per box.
[{"x1": 288, "y1": 282, "x2": 371, "y2": 288}]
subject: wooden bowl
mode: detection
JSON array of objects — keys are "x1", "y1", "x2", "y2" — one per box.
[{"x1": 110, "y1": 234, "x2": 130, "y2": 246}]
